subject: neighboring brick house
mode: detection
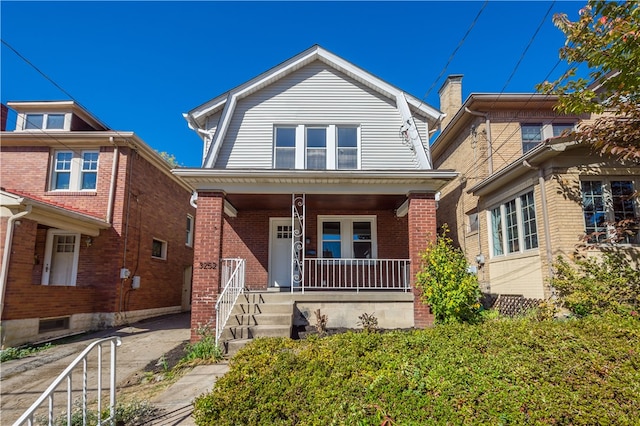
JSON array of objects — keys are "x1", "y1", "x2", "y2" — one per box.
[
  {"x1": 0, "y1": 101, "x2": 195, "y2": 347},
  {"x1": 174, "y1": 45, "x2": 457, "y2": 344},
  {"x1": 432, "y1": 75, "x2": 640, "y2": 300}
]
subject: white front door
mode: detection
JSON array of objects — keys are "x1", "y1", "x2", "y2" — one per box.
[
  {"x1": 42, "y1": 230, "x2": 80, "y2": 286},
  {"x1": 269, "y1": 218, "x2": 293, "y2": 288}
]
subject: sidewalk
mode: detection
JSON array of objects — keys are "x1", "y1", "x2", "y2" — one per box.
[{"x1": 1, "y1": 312, "x2": 229, "y2": 425}]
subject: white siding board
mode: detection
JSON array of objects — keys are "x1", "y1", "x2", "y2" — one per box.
[{"x1": 214, "y1": 61, "x2": 420, "y2": 169}]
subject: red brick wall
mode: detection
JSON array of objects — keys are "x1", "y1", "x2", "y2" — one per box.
[
  {"x1": 408, "y1": 192, "x2": 437, "y2": 327},
  {"x1": 1, "y1": 146, "x2": 195, "y2": 324},
  {"x1": 191, "y1": 192, "x2": 224, "y2": 341}
]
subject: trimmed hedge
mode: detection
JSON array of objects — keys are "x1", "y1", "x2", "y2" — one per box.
[{"x1": 194, "y1": 314, "x2": 640, "y2": 425}]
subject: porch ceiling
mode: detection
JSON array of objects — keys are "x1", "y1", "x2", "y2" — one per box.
[{"x1": 225, "y1": 193, "x2": 407, "y2": 211}]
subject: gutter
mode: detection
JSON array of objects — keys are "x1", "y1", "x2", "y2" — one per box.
[
  {"x1": 0, "y1": 205, "x2": 32, "y2": 326},
  {"x1": 464, "y1": 107, "x2": 493, "y2": 175}
]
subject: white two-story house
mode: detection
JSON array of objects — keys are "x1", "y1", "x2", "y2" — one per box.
[{"x1": 174, "y1": 45, "x2": 457, "y2": 348}]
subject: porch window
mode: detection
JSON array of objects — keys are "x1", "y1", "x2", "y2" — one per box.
[
  {"x1": 490, "y1": 190, "x2": 538, "y2": 257},
  {"x1": 581, "y1": 179, "x2": 638, "y2": 244},
  {"x1": 319, "y1": 216, "x2": 376, "y2": 259}
]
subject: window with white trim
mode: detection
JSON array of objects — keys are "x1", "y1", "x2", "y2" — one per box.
[
  {"x1": 273, "y1": 125, "x2": 360, "y2": 170},
  {"x1": 318, "y1": 216, "x2": 376, "y2": 259},
  {"x1": 51, "y1": 150, "x2": 99, "y2": 191},
  {"x1": 152, "y1": 238, "x2": 168, "y2": 259},
  {"x1": 581, "y1": 179, "x2": 638, "y2": 244},
  {"x1": 490, "y1": 190, "x2": 538, "y2": 257},
  {"x1": 24, "y1": 113, "x2": 67, "y2": 130},
  {"x1": 521, "y1": 122, "x2": 576, "y2": 153},
  {"x1": 186, "y1": 215, "x2": 194, "y2": 247}
]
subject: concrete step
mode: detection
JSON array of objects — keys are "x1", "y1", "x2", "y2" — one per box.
[
  {"x1": 231, "y1": 302, "x2": 294, "y2": 315},
  {"x1": 224, "y1": 339, "x2": 252, "y2": 357},
  {"x1": 227, "y1": 313, "x2": 294, "y2": 326},
  {"x1": 221, "y1": 325, "x2": 292, "y2": 341},
  {"x1": 239, "y1": 291, "x2": 296, "y2": 304}
]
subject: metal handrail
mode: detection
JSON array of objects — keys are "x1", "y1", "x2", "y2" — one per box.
[
  {"x1": 13, "y1": 336, "x2": 122, "y2": 426},
  {"x1": 215, "y1": 258, "x2": 246, "y2": 344}
]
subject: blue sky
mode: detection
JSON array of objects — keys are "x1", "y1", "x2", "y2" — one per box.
[{"x1": 1, "y1": 1, "x2": 583, "y2": 167}]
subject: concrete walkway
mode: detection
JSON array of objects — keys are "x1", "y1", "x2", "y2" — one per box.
[{"x1": 1, "y1": 312, "x2": 229, "y2": 425}]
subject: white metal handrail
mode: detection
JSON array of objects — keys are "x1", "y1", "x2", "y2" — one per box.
[
  {"x1": 304, "y1": 258, "x2": 410, "y2": 291},
  {"x1": 216, "y1": 258, "x2": 246, "y2": 344},
  {"x1": 13, "y1": 336, "x2": 122, "y2": 426}
]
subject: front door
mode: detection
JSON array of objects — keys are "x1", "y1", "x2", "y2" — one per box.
[
  {"x1": 42, "y1": 230, "x2": 80, "y2": 286},
  {"x1": 269, "y1": 218, "x2": 292, "y2": 288}
]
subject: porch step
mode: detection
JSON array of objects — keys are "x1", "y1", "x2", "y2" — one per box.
[{"x1": 220, "y1": 291, "x2": 293, "y2": 356}]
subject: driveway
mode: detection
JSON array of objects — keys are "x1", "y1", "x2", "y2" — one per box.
[{"x1": 1, "y1": 312, "x2": 190, "y2": 424}]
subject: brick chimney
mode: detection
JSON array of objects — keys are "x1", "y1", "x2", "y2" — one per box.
[
  {"x1": 1, "y1": 104, "x2": 7, "y2": 131},
  {"x1": 438, "y1": 75, "x2": 463, "y2": 130}
]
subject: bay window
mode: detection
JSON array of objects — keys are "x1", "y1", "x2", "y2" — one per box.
[{"x1": 490, "y1": 190, "x2": 539, "y2": 256}]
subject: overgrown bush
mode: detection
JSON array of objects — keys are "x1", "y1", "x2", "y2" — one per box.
[
  {"x1": 551, "y1": 252, "x2": 640, "y2": 316},
  {"x1": 193, "y1": 314, "x2": 640, "y2": 425},
  {"x1": 415, "y1": 225, "x2": 481, "y2": 323},
  {"x1": 1, "y1": 343, "x2": 52, "y2": 362}
]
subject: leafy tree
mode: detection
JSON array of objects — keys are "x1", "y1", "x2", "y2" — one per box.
[
  {"x1": 415, "y1": 226, "x2": 481, "y2": 324},
  {"x1": 538, "y1": 0, "x2": 640, "y2": 162},
  {"x1": 156, "y1": 150, "x2": 181, "y2": 168}
]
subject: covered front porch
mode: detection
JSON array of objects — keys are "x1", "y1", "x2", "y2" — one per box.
[{"x1": 173, "y1": 169, "x2": 456, "y2": 341}]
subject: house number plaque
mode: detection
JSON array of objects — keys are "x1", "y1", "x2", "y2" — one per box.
[{"x1": 198, "y1": 262, "x2": 217, "y2": 270}]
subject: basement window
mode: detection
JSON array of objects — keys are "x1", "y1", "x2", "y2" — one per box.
[{"x1": 39, "y1": 316, "x2": 70, "y2": 333}]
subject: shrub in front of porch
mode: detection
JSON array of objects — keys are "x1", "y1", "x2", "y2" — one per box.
[{"x1": 415, "y1": 226, "x2": 481, "y2": 323}]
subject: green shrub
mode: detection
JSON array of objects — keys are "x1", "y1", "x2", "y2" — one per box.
[
  {"x1": 193, "y1": 315, "x2": 640, "y2": 425},
  {"x1": 182, "y1": 325, "x2": 223, "y2": 363},
  {"x1": 415, "y1": 225, "x2": 482, "y2": 323},
  {"x1": 1, "y1": 343, "x2": 52, "y2": 362},
  {"x1": 551, "y1": 252, "x2": 640, "y2": 316},
  {"x1": 357, "y1": 312, "x2": 379, "y2": 332}
]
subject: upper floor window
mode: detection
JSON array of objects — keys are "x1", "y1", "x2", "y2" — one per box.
[
  {"x1": 490, "y1": 190, "x2": 538, "y2": 257},
  {"x1": 24, "y1": 113, "x2": 66, "y2": 130},
  {"x1": 521, "y1": 122, "x2": 576, "y2": 154},
  {"x1": 581, "y1": 179, "x2": 638, "y2": 244},
  {"x1": 273, "y1": 125, "x2": 360, "y2": 170},
  {"x1": 51, "y1": 150, "x2": 99, "y2": 191}
]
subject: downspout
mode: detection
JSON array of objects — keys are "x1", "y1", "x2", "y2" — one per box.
[
  {"x1": 1, "y1": 205, "x2": 32, "y2": 324},
  {"x1": 523, "y1": 160, "x2": 554, "y2": 294},
  {"x1": 465, "y1": 107, "x2": 493, "y2": 175},
  {"x1": 119, "y1": 145, "x2": 135, "y2": 315},
  {"x1": 106, "y1": 137, "x2": 119, "y2": 224}
]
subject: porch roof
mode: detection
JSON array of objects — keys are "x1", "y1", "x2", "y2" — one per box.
[
  {"x1": 172, "y1": 169, "x2": 457, "y2": 195},
  {"x1": 0, "y1": 190, "x2": 110, "y2": 236}
]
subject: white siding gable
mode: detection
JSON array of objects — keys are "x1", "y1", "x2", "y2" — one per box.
[{"x1": 213, "y1": 61, "x2": 421, "y2": 170}]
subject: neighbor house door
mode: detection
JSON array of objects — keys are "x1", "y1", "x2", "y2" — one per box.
[
  {"x1": 42, "y1": 230, "x2": 80, "y2": 286},
  {"x1": 269, "y1": 218, "x2": 293, "y2": 288}
]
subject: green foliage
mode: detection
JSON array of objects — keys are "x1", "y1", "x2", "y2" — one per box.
[
  {"x1": 538, "y1": 1, "x2": 640, "y2": 162},
  {"x1": 551, "y1": 253, "x2": 640, "y2": 316},
  {"x1": 36, "y1": 399, "x2": 160, "y2": 426},
  {"x1": 193, "y1": 315, "x2": 640, "y2": 425},
  {"x1": 0, "y1": 343, "x2": 52, "y2": 362},
  {"x1": 415, "y1": 226, "x2": 481, "y2": 323},
  {"x1": 182, "y1": 324, "x2": 224, "y2": 364},
  {"x1": 155, "y1": 150, "x2": 181, "y2": 168},
  {"x1": 357, "y1": 312, "x2": 379, "y2": 332}
]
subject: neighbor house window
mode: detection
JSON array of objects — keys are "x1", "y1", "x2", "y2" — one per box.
[
  {"x1": 51, "y1": 150, "x2": 99, "y2": 191},
  {"x1": 318, "y1": 216, "x2": 376, "y2": 259},
  {"x1": 152, "y1": 238, "x2": 167, "y2": 259},
  {"x1": 468, "y1": 212, "x2": 479, "y2": 233},
  {"x1": 521, "y1": 124, "x2": 543, "y2": 153},
  {"x1": 490, "y1": 190, "x2": 538, "y2": 256},
  {"x1": 24, "y1": 113, "x2": 66, "y2": 130},
  {"x1": 186, "y1": 215, "x2": 194, "y2": 247},
  {"x1": 552, "y1": 123, "x2": 575, "y2": 137},
  {"x1": 273, "y1": 124, "x2": 360, "y2": 170},
  {"x1": 582, "y1": 179, "x2": 638, "y2": 244}
]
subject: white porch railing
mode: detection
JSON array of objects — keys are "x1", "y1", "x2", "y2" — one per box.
[
  {"x1": 13, "y1": 336, "x2": 122, "y2": 426},
  {"x1": 216, "y1": 258, "x2": 246, "y2": 344},
  {"x1": 303, "y1": 258, "x2": 410, "y2": 291}
]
